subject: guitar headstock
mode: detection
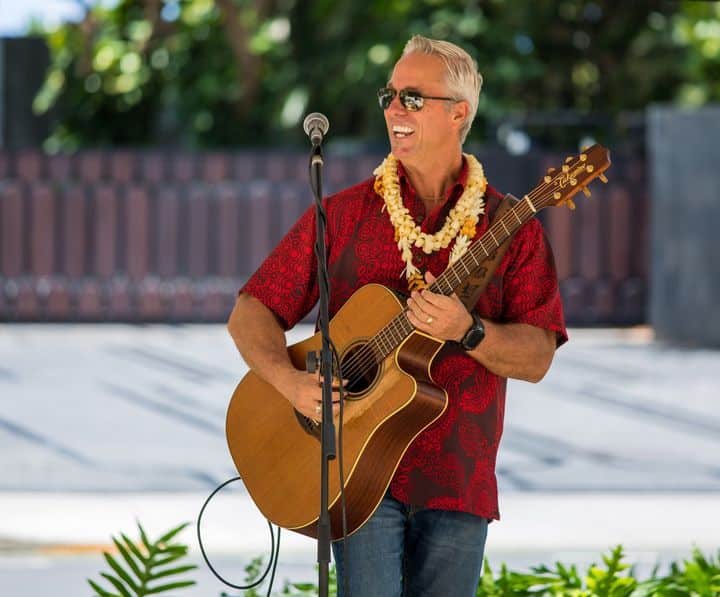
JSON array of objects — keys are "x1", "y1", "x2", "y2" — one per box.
[{"x1": 535, "y1": 144, "x2": 611, "y2": 210}]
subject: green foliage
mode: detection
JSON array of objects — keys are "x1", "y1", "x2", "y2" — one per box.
[
  {"x1": 87, "y1": 521, "x2": 197, "y2": 597},
  {"x1": 241, "y1": 545, "x2": 720, "y2": 596},
  {"x1": 33, "y1": 0, "x2": 720, "y2": 150},
  {"x1": 475, "y1": 545, "x2": 720, "y2": 597},
  {"x1": 241, "y1": 554, "x2": 338, "y2": 596},
  {"x1": 280, "y1": 565, "x2": 337, "y2": 596},
  {"x1": 641, "y1": 547, "x2": 720, "y2": 597},
  {"x1": 475, "y1": 545, "x2": 638, "y2": 596}
]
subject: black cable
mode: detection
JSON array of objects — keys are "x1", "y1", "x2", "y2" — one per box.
[{"x1": 197, "y1": 476, "x2": 281, "y2": 597}]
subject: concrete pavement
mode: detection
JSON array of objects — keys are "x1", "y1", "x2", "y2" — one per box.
[{"x1": 1, "y1": 324, "x2": 719, "y2": 595}]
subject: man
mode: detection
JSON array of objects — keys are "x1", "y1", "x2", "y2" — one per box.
[{"x1": 228, "y1": 35, "x2": 567, "y2": 597}]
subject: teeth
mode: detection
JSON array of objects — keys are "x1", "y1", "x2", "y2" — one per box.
[{"x1": 393, "y1": 125, "x2": 414, "y2": 134}]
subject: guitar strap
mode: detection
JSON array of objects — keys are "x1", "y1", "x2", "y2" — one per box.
[{"x1": 455, "y1": 193, "x2": 520, "y2": 310}]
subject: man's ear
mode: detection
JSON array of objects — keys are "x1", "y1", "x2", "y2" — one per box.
[{"x1": 451, "y1": 100, "x2": 470, "y2": 129}]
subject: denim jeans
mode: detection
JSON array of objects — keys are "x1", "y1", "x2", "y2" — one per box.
[{"x1": 331, "y1": 491, "x2": 489, "y2": 597}]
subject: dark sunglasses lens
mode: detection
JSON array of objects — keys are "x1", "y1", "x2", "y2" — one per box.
[
  {"x1": 378, "y1": 88, "x2": 395, "y2": 109},
  {"x1": 399, "y1": 90, "x2": 423, "y2": 111}
]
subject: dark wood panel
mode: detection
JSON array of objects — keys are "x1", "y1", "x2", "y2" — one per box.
[
  {"x1": 0, "y1": 148, "x2": 649, "y2": 324},
  {"x1": 30, "y1": 183, "x2": 54, "y2": 276},
  {"x1": 1, "y1": 181, "x2": 24, "y2": 276}
]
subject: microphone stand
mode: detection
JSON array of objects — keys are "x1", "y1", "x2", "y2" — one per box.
[{"x1": 308, "y1": 141, "x2": 336, "y2": 597}]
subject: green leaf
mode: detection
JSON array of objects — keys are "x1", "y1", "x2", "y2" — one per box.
[
  {"x1": 145, "y1": 580, "x2": 196, "y2": 594},
  {"x1": 151, "y1": 551, "x2": 187, "y2": 567},
  {"x1": 121, "y1": 532, "x2": 149, "y2": 563},
  {"x1": 155, "y1": 544, "x2": 188, "y2": 555},
  {"x1": 103, "y1": 553, "x2": 141, "y2": 594},
  {"x1": 112, "y1": 536, "x2": 144, "y2": 583},
  {"x1": 137, "y1": 521, "x2": 154, "y2": 555},
  {"x1": 100, "y1": 572, "x2": 133, "y2": 597},
  {"x1": 148, "y1": 564, "x2": 198, "y2": 581},
  {"x1": 288, "y1": 582, "x2": 316, "y2": 590},
  {"x1": 87, "y1": 578, "x2": 119, "y2": 597},
  {"x1": 157, "y1": 522, "x2": 190, "y2": 544}
]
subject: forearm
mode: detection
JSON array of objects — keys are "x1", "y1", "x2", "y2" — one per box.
[
  {"x1": 467, "y1": 320, "x2": 556, "y2": 382},
  {"x1": 226, "y1": 293, "x2": 303, "y2": 395},
  {"x1": 405, "y1": 273, "x2": 558, "y2": 383},
  {"x1": 227, "y1": 293, "x2": 341, "y2": 420}
]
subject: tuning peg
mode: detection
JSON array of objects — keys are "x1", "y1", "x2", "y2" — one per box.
[
  {"x1": 570, "y1": 178, "x2": 577, "y2": 186},
  {"x1": 562, "y1": 164, "x2": 570, "y2": 173},
  {"x1": 581, "y1": 145, "x2": 590, "y2": 151},
  {"x1": 580, "y1": 153, "x2": 587, "y2": 162},
  {"x1": 582, "y1": 186, "x2": 591, "y2": 197},
  {"x1": 566, "y1": 198, "x2": 576, "y2": 210},
  {"x1": 544, "y1": 175, "x2": 552, "y2": 183},
  {"x1": 586, "y1": 164, "x2": 594, "y2": 173},
  {"x1": 565, "y1": 156, "x2": 574, "y2": 163},
  {"x1": 547, "y1": 167, "x2": 556, "y2": 174},
  {"x1": 599, "y1": 173, "x2": 608, "y2": 183}
]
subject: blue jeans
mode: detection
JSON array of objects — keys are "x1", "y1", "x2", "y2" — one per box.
[{"x1": 331, "y1": 492, "x2": 489, "y2": 597}]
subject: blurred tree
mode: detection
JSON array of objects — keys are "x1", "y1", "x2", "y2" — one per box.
[{"x1": 32, "y1": 0, "x2": 720, "y2": 151}]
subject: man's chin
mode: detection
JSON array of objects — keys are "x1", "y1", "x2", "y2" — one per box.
[{"x1": 389, "y1": 140, "x2": 415, "y2": 158}]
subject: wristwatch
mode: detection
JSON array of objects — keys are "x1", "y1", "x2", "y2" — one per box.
[{"x1": 460, "y1": 311, "x2": 485, "y2": 351}]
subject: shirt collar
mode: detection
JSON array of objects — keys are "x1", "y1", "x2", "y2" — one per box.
[{"x1": 396, "y1": 155, "x2": 469, "y2": 205}]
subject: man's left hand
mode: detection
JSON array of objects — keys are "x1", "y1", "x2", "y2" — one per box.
[{"x1": 406, "y1": 271, "x2": 473, "y2": 342}]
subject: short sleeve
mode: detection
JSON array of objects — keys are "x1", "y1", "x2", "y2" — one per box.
[
  {"x1": 501, "y1": 219, "x2": 568, "y2": 347},
  {"x1": 240, "y1": 205, "x2": 319, "y2": 330}
]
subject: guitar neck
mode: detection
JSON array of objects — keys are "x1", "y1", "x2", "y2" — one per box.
[{"x1": 430, "y1": 194, "x2": 537, "y2": 296}]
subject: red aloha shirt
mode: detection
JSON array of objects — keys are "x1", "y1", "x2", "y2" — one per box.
[{"x1": 241, "y1": 156, "x2": 568, "y2": 521}]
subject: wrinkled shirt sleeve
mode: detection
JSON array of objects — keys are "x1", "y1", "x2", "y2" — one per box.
[
  {"x1": 501, "y1": 219, "x2": 568, "y2": 346},
  {"x1": 240, "y1": 205, "x2": 319, "y2": 330}
]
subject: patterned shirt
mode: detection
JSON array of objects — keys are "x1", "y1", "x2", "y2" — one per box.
[{"x1": 241, "y1": 156, "x2": 567, "y2": 520}]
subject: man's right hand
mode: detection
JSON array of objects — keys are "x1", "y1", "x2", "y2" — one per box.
[{"x1": 275, "y1": 369, "x2": 343, "y2": 422}]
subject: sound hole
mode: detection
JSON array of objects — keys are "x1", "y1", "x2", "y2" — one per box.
[{"x1": 341, "y1": 341, "x2": 381, "y2": 398}]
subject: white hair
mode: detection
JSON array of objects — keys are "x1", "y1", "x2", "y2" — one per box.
[{"x1": 402, "y1": 35, "x2": 483, "y2": 143}]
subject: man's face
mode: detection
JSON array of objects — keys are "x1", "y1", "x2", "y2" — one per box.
[{"x1": 383, "y1": 52, "x2": 463, "y2": 166}]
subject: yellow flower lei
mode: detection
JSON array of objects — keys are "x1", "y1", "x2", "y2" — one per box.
[{"x1": 373, "y1": 153, "x2": 487, "y2": 290}]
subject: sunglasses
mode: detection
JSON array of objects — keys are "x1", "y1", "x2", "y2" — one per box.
[{"x1": 377, "y1": 87, "x2": 457, "y2": 112}]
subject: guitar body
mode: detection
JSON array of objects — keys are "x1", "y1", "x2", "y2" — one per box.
[{"x1": 225, "y1": 284, "x2": 447, "y2": 540}]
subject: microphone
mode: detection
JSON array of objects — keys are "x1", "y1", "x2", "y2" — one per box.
[{"x1": 303, "y1": 112, "x2": 329, "y2": 147}]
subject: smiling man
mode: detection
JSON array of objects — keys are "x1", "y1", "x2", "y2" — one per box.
[{"x1": 228, "y1": 35, "x2": 567, "y2": 596}]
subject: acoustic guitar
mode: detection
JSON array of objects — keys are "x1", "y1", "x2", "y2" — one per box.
[{"x1": 226, "y1": 144, "x2": 611, "y2": 540}]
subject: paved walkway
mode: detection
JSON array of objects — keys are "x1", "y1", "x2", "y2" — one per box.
[{"x1": 1, "y1": 324, "x2": 719, "y2": 595}]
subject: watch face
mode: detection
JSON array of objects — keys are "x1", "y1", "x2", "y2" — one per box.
[
  {"x1": 462, "y1": 316, "x2": 485, "y2": 350},
  {"x1": 463, "y1": 327, "x2": 484, "y2": 350}
]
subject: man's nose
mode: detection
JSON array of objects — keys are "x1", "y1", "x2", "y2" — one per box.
[{"x1": 388, "y1": 93, "x2": 407, "y2": 114}]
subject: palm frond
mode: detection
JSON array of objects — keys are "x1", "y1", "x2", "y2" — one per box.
[{"x1": 87, "y1": 521, "x2": 197, "y2": 597}]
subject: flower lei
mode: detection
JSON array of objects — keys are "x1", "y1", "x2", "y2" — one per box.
[{"x1": 373, "y1": 153, "x2": 487, "y2": 291}]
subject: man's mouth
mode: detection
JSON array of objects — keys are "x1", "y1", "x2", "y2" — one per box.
[{"x1": 392, "y1": 125, "x2": 415, "y2": 138}]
